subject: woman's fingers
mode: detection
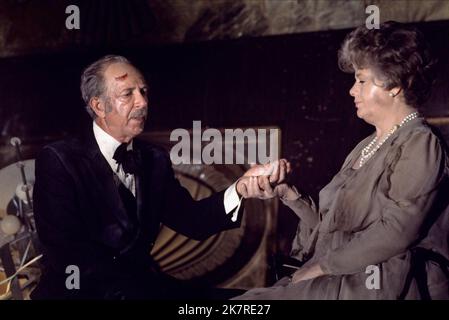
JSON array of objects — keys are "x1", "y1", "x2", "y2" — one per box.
[{"x1": 269, "y1": 160, "x2": 279, "y2": 184}]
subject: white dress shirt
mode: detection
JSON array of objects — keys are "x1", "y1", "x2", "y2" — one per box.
[{"x1": 93, "y1": 121, "x2": 242, "y2": 221}]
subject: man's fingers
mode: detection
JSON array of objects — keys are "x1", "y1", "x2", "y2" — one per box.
[
  {"x1": 269, "y1": 160, "x2": 279, "y2": 184},
  {"x1": 248, "y1": 177, "x2": 263, "y2": 198},
  {"x1": 258, "y1": 176, "x2": 273, "y2": 195},
  {"x1": 244, "y1": 163, "x2": 266, "y2": 177},
  {"x1": 254, "y1": 177, "x2": 265, "y2": 197},
  {"x1": 240, "y1": 182, "x2": 248, "y2": 198},
  {"x1": 278, "y1": 161, "x2": 287, "y2": 183},
  {"x1": 236, "y1": 179, "x2": 247, "y2": 198},
  {"x1": 286, "y1": 161, "x2": 292, "y2": 174},
  {"x1": 243, "y1": 159, "x2": 293, "y2": 195}
]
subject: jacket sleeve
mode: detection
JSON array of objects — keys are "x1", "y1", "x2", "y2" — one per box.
[
  {"x1": 319, "y1": 130, "x2": 447, "y2": 275},
  {"x1": 158, "y1": 152, "x2": 243, "y2": 241}
]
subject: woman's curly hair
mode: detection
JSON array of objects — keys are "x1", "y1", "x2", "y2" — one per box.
[{"x1": 338, "y1": 21, "x2": 437, "y2": 108}]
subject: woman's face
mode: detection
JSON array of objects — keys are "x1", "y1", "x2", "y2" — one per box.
[{"x1": 349, "y1": 68, "x2": 391, "y2": 124}]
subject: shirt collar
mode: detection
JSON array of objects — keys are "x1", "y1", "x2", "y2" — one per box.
[{"x1": 92, "y1": 121, "x2": 133, "y2": 171}]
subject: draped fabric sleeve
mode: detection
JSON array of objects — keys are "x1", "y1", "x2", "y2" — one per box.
[
  {"x1": 319, "y1": 130, "x2": 446, "y2": 275},
  {"x1": 287, "y1": 135, "x2": 373, "y2": 261},
  {"x1": 286, "y1": 193, "x2": 319, "y2": 260},
  {"x1": 281, "y1": 187, "x2": 319, "y2": 228}
]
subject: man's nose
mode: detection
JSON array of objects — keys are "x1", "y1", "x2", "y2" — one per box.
[{"x1": 134, "y1": 90, "x2": 148, "y2": 108}]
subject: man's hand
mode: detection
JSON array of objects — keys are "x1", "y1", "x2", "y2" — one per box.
[
  {"x1": 236, "y1": 176, "x2": 277, "y2": 199},
  {"x1": 243, "y1": 159, "x2": 291, "y2": 184},
  {"x1": 291, "y1": 263, "x2": 325, "y2": 284},
  {"x1": 236, "y1": 159, "x2": 291, "y2": 198}
]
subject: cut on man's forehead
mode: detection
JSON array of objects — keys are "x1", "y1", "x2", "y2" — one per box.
[{"x1": 115, "y1": 73, "x2": 128, "y2": 81}]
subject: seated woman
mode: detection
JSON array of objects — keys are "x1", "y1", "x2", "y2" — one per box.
[{"x1": 235, "y1": 21, "x2": 449, "y2": 299}]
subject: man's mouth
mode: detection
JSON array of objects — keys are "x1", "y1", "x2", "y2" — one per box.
[{"x1": 128, "y1": 116, "x2": 146, "y2": 124}]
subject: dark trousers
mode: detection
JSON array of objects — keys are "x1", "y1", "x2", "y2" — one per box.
[{"x1": 31, "y1": 270, "x2": 245, "y2": 300}]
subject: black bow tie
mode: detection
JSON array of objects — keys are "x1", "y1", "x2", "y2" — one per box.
[{"x1": 113, "y1": 143, "x2": 138, "y2": 174}]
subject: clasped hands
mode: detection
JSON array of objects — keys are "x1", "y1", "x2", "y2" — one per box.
[
  {"x1": 236, "y1": 159, "x2": 294, "y2": 199},
  {"x1": 236, "y1": 160, "x2": 326, "y2": 283}
]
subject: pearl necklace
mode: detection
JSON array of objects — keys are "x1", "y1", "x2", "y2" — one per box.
[{"x1": 358, "y1": 112, "x2": 419, "y2": 167}]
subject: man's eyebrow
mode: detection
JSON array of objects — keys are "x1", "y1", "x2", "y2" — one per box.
[
  {"x1": 120, "y1": 86, "x2": 134, "y2": 92},
  {"x1": 119, "y1": 85, "x2": 148, "y2": 94}
]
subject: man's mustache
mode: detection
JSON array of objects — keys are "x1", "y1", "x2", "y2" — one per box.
[{"x1": 128, "y1": 108, "x2": 148, "y2": 120}]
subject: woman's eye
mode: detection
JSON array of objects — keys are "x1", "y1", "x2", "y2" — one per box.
[{"x1": 358, "y1": 80, "x2": 366, "y2": 84}]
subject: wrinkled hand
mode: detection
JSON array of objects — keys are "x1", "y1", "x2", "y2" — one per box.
[
  {"x1": 243, "y1": 159, "x2": 291, "y2": 185},
  {"x1": 273, "y1": 183, "x2": 300, "y2": 201},
  {"x1": 236, "y1": 159, "x2": 291, "y2": 199},
  {"x1": 291, "y1": 263, "x2": 325, "y2": 284},
  {"x1": 236, "y1": 176, "x2": 276, "y2": 199}
]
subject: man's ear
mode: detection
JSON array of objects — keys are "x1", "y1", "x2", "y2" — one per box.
[{"x1": 90, "y1": 97, "x2": 105, "y2": 118}]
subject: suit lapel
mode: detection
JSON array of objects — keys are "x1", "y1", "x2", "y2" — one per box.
[
  {"x1": 82, "y1": 128, "x2": 133, "y2": 231},
  {"x1": 133, "y1": 139, "x2": 148, "y2": 227},
  {"x1": 133, "y1": 139, "x2": 162, "y2": 242}
]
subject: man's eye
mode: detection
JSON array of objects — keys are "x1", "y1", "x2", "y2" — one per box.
[
  {"x1": 140, "y1": 88, "x2": 148, "y2": 96},
  {"x1": 123, "y1": 92, "x2": 132, "y2": 97}
]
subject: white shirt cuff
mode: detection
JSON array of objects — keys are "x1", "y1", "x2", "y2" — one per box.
[{"x1": 224, "y1": 181, "x2": 243, "y2": 222}]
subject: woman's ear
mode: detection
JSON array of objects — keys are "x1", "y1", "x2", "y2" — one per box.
[
  {"x1": 388, "y1": 87, "x2": 402, "y2": 98},
  {"x1": 90, "y1": 97, "x2": 105, "y2": 118}
]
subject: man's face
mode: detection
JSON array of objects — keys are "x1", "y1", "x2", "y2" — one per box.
[{"x1": 99, "y1": 62, "x2": 148, "y2": 142}]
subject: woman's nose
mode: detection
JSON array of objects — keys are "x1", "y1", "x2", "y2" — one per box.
[{"x1": 349, "y1": 83, "x2": 357, "y2": 97}]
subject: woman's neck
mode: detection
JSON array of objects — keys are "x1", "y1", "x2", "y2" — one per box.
[{"x1": 374, "y1": 106, "x2": 417, "y2": 139}]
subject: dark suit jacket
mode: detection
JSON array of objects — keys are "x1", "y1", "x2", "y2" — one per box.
[{"x1": 31, "y1": 128, "x2": 242, "y2": 299}]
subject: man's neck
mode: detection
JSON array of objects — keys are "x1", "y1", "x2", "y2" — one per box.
[{"x1": 94, "y1": 118, "x2": 132, "y2": 144}]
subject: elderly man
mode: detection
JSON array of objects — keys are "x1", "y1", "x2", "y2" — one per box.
[{"x1": 31, "y1": 55, "x2": 289, "y2": 299}]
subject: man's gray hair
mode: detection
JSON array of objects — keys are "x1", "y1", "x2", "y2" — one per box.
[{"x1": 80, "y1": 55, "x2": 131, "y2": 119}]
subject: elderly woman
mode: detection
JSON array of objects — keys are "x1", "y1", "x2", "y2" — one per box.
[{"x1": 236, "y1": 21, "x2": 449, "y2": 299}]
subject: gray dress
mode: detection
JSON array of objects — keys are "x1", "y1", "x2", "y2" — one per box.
[{"x1": 236, "y1": 117, "x2": 449, "y2": 299}]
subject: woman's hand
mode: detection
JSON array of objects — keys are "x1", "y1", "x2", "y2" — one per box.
[
  {"x1": 242, "y1": 159, "x2": 291, "y2": 185},
  {"x1": 236, "y1": 159, "x2": 292, "y2": 198},
  {"x1": 274, "y1": 183, "x2": 300, "y2": 201},
  {"x1": 291, "y1": 263, "x2": 325, "y2": 284},
  {"x1": 237, "y1": 178, "x2": 300, "y2": 200}
]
